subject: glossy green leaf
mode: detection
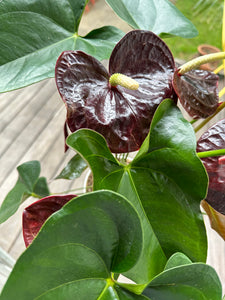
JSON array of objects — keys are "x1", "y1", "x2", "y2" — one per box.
[
  {"x1": 143, "y1": 263, "x2": 222, "y2": 300},
  {"x1": 164, "y1": 252, "x2": 192, "y2": 271},
  {"x1": 0, "y1": 190, "x2": 142, "y2": 299},
  {"x1": 35, "y1": 279, "x2": 109, "y2": 300},
  {"x1": 36, "y1": 279, "x2": 151, "y2": 300},
  {"x1": 0, "y1": 0, "x2": 124, "y2": 92},
  {"x1": 56, "y1": 154, "x2": 87, "y2": 180},
  {"x1": 115, "y1": 252, "x2": 201, "y2": 297},
  {"x1": 115, "y1": 287, "x2": 151, "y2": 299},
  {"x1": 105, "y1": 0, "x2": 198, "y2": 38},
  {"x1": 0, "y1": 161, "x2": 49, "y2": 224},
  {"x1": 67, "y1": 129, "x2": 167, "y2": 286},
  {"x1": 132, "y1": 99, "x2": 208, "y2": 261},
  {"x1": 67, "y1": 99, "x2": 208, "y2": 284}
]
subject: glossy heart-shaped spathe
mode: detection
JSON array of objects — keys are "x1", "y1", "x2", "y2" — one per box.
[
  {"x1": 173, "y1": 68, "x2": 219, "y2": 119},
  {"x1": 55, "y1": 30, "x2": 176, "y2": 153}
]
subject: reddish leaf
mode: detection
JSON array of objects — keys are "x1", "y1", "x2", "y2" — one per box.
[
  {"x1": 201, "y1": 200, "x2": 225, "y2": 240},
  {"x1": 55, "y1": 30, "x2": 175, "y2": 153},
  {"x1": 173, "y1": 69, "x2": 219, "y2": 119},
  {"x1": 197, "y1": 119, "x2": 225, "y2": 215},
  {"x1": 23, "y1": 195, "x2": 76, "y2": 247}
]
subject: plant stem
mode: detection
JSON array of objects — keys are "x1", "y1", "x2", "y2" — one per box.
[
  {"x1": 190, "y1": 119, "x2": 198, "y2": 125},
  {"x1": 214, "y1": 63, "x2": 224, "y2": 74},
  {"x1": 197, "y1": 148, "x2": 225, "y2": 158},
  {"x1": 31, "y1": 193, "x2": 40, "y2": 199},
  {"x1": 179, "y1": 52, "x2": 225, "y2": 75},
  {"x1": 194, "y1": 101, "x2": 225, "y2": 133}
]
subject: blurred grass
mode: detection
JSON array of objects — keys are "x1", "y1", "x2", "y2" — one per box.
[{"x1": 165, "y1": 0, "x2": 223, "y2": 60}]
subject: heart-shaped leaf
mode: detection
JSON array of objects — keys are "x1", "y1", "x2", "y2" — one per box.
[
  {"x1": 23, "y1": 194, "x2": 76, "y2": 247},
  {"x1": 68, "y1": 130, "x2": 167, "y2": 286},
  {"x1": 105, "y1": 0, "x2": 198, "y2": 38},
  {"x1": 1, "y1": 190, "x2": 143, "y2": 299},
  {"x1": 141, "y1": 253, "x2": 222, "y2": 299},
  {"x1": 143, "y1": 259, "x2": 222, "y2": 299},
  {"x1": 173, "y1": 69, "x2": 219, "y2": 119},
  {"x1": 56, "y1": 30, "x2": 176, "y2": 153},
  {"x1": 67, "y1": 99, "x2": 208, "y2": 285},
  {"x1": 163, "y1": 252, "x2": 192, "y2": 271},
  {"x1": 0, "y1": 161, "x2": 50, "y2": 224},
  {"x1": 55, "y1": 154, "x2": 88, "y2": 180},
  {"x1": 0, "y1": 0, "x2": 124, "y2": 92},
  {"x1": 36, "y1": 279, "x2": 150, "y2": 299}
]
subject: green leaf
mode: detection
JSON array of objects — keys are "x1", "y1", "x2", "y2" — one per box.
[
  {"x1": 67, "y1": 129, "x2": 167, "y2": 286},
  {"x1": 0, "y1": 161, "x2": 49, "y2": 223},
  {"x1": 115, "y1": 287, "x2": 151, "y2": 299},
  {"x1": 0, "y1": 0, "x2": 124, "y2": 92},
  {"x1": 143, "y1": 263, "x2": 222, "y2": 300},
  {"x1": 105, "y1": 0, "x2": 198, "y2": 38},
  {"x1": 36, "y1": 279, "x2": 151, "y2": 299},
  {"x1": 56, "y1": 154, "x2": 88, "y2": 180},
  {"x1": 1, "y1": 190, "x2": 142, "y2": 299},
  {"x1": 164, "y1": 253, "x2": 192, "y2": 271},
  {"x1": 67, "y1": 99, "x2": 208, "y2": 284},
  {"x1": 76, "y1": 26, "x2": 125, "y2": 61},
  {"x1": 33, "y1": 177, "x2": 50, "y2": 197},
  {"x1": 131, "y1": 99, "x2": 208, "y2": 261},
  {"x1": 36, "y1": 279, "x2": 109, "y2": 300},
  {"x1": 17, "y1": 160, "x2": 41, "y2": 192}
]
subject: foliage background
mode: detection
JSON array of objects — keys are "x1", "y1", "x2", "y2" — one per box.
[{"x1": 166, "y1": 0, "x2": 223, "y2": 60}]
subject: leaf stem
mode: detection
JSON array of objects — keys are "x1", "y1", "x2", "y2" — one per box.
[
  {"x1": 179, "y1": 52, "x2": 225, "y2": 75},
  {"x1": 31, "y1": 193, "x2": 41, "y2": 199},
  {"x1": 197, "y1": 148, "x2": 225, "y2": 158},
  {"x1": 190, "y1": 119, "x2": 198, "y2": 125},
  {"x1": 214, "y1": 63, "x2": 224, "y2": 74},
  {"x1": 194, "y1": 101, "x2": 225, "y2": 133}
]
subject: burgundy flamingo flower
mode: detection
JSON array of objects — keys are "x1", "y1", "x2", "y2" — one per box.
[
  {"x1": 55, "y1": 30, "x2": 176, "y2": 153},
  {"x1": 55, "y1": 30, "x2": 218, "y2": 153}
]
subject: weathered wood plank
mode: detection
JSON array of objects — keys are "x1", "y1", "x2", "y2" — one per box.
[{"x1": 0, "y1": 81, "x2": 61, "y2": 189}]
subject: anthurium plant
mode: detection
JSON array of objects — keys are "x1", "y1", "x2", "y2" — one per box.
[{"x1": 0, "y1": 0, "x2": 225, "y2": 299}]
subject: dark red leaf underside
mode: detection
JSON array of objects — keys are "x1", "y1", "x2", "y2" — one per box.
[
  {"x1": 197, "y1": 119, "x2": 225, "y2": 214},
  {"x1": 55, "y1": 30, "x2": 175, "y2": 153},
  {"x1": 173, "y1": 69, "x2": 219, "y2": 119},
  {"x1": 23, "y1": 195, "x2": 76, "y2": 247}
]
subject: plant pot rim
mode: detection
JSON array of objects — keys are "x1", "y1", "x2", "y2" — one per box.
[{"x1": 197, "y1": 44, "x2": 221, "y2": 56}]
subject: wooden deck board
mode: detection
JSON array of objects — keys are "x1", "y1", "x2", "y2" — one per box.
[{"x1": 0, "y1": 76, "x2": 87, "y2": 256}]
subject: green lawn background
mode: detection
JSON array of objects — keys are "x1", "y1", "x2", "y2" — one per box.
[{"x1": 165, "y1": 0, "x2": 223, "y2": 60}]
